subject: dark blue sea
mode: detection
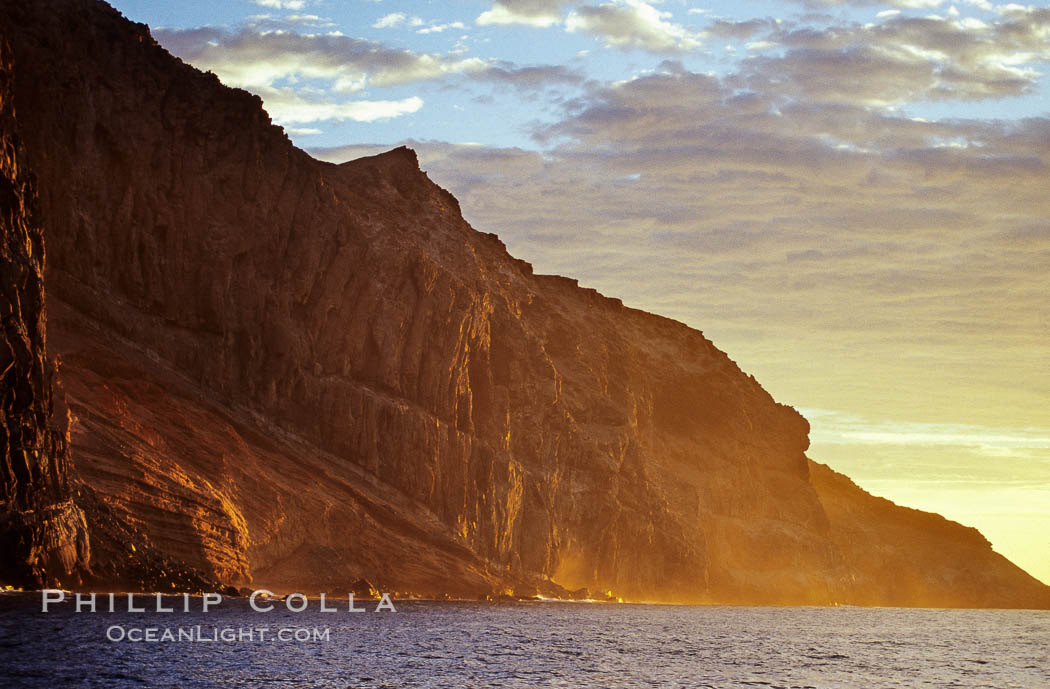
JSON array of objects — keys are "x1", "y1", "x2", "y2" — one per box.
[{"x1": 1, "y1": 593, "x2": 1047, "y2": 688}]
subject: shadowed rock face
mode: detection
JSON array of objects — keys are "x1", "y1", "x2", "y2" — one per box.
[
  {"x1": 1, "y1": 0, "x2": 1047, "y2": 607},
  {"x1": 0, "y1": 36, "x2": 90, "y2": 588}
]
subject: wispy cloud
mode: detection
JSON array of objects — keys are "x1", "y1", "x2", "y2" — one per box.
[
  {"x1": 801, "y1": 408, "x2": 1050, "y2": 456},
  {"x1": 801, "y1": 407, "x2": 1050, "y2": 584},
  {"x1": 476, "y1": 63, "x2": 584, "y2": 90},
  {"x1": 417, "y1": 21, "x2": 467, "y2": 35}
]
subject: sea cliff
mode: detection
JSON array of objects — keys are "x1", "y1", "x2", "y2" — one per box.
[{"x1": 1, "y1": 0, "x2": 1047, "y2": 608}]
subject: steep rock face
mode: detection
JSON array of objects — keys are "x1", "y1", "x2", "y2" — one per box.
[
  {"x1": 0, "y1": 37, "x2": 90, "y2": 588},
  {"x1": 2, "y1": 0, "x2": 1047, "y2": 607}
]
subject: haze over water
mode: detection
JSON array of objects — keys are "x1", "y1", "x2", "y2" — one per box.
[{"x1": 2, "y1": 595, "x2": 1047, "y2": 688}]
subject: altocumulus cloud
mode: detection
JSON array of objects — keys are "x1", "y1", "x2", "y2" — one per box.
[{"x1": 737, "y1": 7, "x2": 1050, "y2": 105}]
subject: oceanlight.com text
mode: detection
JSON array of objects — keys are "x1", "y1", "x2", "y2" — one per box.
[{"x1": 105, "y1": 625, "x2": 331, "y2": 643}]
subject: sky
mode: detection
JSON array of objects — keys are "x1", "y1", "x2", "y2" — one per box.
[{"x1": 107, "y1": 0, "x2": 1050, "y2": 585}]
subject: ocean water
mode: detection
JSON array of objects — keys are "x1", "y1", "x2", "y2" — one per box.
[{"x1": 0, "y1": 594, "x2": 1047, "y2": 688}]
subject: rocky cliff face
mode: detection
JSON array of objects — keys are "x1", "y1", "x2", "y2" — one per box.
[
  {"x1": 0, "y1": 36, "x2": 90, "y2": 588},
  {"x1": 2, "y1": 0, "x2": 1047, "y2": 607}
]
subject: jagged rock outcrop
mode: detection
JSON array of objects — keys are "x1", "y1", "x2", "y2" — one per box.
[
  {"x1": 1, "y1": 0, "x2": 1047, "y2": 607},
  {"x1": 0, "y1": 36, "x2": 90, "y2": 588}
]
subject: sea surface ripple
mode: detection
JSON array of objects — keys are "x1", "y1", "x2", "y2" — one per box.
[{"x1": 1, "y1": 595, "x2": 1047, "y2": 688}]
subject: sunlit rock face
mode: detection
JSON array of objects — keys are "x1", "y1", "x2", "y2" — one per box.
[
  {"x1": 2, "y1": 0, "x2": 1048, "y2": 607},
  {"x1": 0, "y1": 35, "x2": 90, "y2": 588}
]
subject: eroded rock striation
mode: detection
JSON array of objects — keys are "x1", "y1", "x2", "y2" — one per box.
[{"x1": 1, "y1": 0, "x2": 1047, "y2": 606}]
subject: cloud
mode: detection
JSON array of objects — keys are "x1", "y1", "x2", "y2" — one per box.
[
  {"x1": 151, "y1": 23, "x2": 491, "y2": 127},
  {"x1": 417, "y1": 21, "x2": 467, "y2": 35},
  {"x1": 262, "y1": 93, "x2": 423, "y2": 123},
  {"x1": 373, "y1": 13, "x2": 424, "y2": 29},
  {"x1": 151, "y1": 16, "x2": 595, "y2": 127},
  {"x1": 156, "y1": 25, "x2": 488, "y2": 94},
  {"x1": 477, "y1": 0, "x2": 565, "y2": 27},
  {"x1": 284, "y1": 14, "x2": 326, "y2": 24},
  {"x1": 476, "y1": 63, "x2": 585, "y2": 90},
  {"x1": 705, "y1": 18, "x2": 778, "y2": 40},
  {"x1": 254, "y1": 0, "x2": 306, "y2": 9},
  {"x1": 732, "y1": 9, "x2": 1050, "y2": 105},
  {"x1": 565, "y1": 0, "x2": 703, "y2": 52}
]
